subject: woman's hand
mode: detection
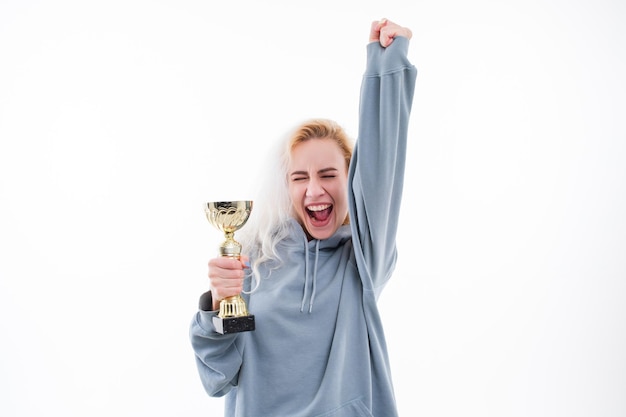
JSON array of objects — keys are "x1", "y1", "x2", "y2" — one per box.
[
  {"x1": 369, "y1": 18, "x2": 412, "y2": 48},
  {"x1": 208, "y1": 255, "x2": 249, "y2": 311}
]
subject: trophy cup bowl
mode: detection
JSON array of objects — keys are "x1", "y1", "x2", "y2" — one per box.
[{"x1": 204, "y1": 201, "x2": 255, "y2": 334}]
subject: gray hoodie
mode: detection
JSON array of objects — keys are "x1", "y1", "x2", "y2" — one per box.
[{"x1": 190, "y1": 36, "x2": 417, "y2": 417}]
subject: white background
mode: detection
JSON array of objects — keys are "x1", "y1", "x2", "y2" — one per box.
[{"x1": 1, "y1": 1, "x2": 625, "y2": 416}]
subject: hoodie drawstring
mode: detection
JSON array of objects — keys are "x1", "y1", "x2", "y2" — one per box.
[{"x1": 300, "y1": 236, "x2": 320, "y2": 313}]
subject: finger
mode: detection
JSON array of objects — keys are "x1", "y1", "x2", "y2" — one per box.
[
  {"x1": 209, "y1": 265, "x2": 245, "y2": 280},
  {"x1": 369, "y1": 20, "x2": 380, "y2": 42},
  {"x1": 209, "y1": 257, "x2": 244, "y2": 270},
  {"x1": 208, "y1": 258, "x2": 246, "y2": 282},
  {"x1": 381, "y1": 23, "x2": 413, "y2": 47},
  {"x1": 209, "y1": 272, "x2": 244, "y2": 298},
  {"x1": 381, "y1": 33, "x2": 393, "y2": 48},
  {"x1": 240, "y1": 254, "x2": 250, "y2": 269},
  {"x1": 211, "y1": 275, "x2": 244, "y2": 291},
  {"x1": 381, "y1": 20, "x2": 403, "y2": 47},
  {"x1": 211, "y1": 283, "x2": 244, "y2": 307},
  {"x1": 369, "y1": 18, "x2": 388, "y2": 43}
]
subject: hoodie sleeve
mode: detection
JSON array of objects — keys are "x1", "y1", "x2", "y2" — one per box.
[
  {"x1": 348, "y1": 36, "x2": 417, "y2": 296},
  {"x1": 189, "y1": 296, "x2": 243, "y2": 397}
]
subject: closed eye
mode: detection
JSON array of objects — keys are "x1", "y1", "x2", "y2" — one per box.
[
  {"x1": 290, "y1": 172, "x2": 308, "y2": 182},
  {"x1": 319, "y1": 168, "x2": 339, "y2": 178}
]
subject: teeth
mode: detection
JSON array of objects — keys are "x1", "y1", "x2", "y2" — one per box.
[{"x1": 307, "y1": 204, "x2": 331, "y2": 212}]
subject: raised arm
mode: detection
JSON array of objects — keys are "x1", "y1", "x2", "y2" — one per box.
[{"x1": 348, "y1": 19, "x2": 417, "y2": 295}]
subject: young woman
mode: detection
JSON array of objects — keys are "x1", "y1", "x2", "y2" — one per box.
[{"x1": 190, "y1": 18, "x2": 417, "y2": 417}]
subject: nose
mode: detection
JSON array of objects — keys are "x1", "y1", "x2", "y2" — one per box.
[{"x1": 305, "y1": 177, "x2": 325, "y2": 198}]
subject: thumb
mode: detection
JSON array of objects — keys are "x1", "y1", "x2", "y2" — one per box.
[{"x1": 240, "y1": 254, "x2": 250, "y2": 269}]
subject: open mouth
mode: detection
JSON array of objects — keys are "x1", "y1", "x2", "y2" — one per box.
[{"x1": 306, "y1": 204, "x2": 333, "y2": 222}]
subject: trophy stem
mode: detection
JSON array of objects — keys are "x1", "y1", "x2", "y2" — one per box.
[{"x1": 219, "y1": 235, "x2": 242, "y2": 259}]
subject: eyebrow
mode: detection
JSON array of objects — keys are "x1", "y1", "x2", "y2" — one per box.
[{"x1": 290, "y1": 167, "x2": 339, "y2": 177}]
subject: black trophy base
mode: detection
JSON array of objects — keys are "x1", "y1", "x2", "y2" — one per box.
[{"x1": 213, "y1": 315, "x2": 255, "y2": 334}]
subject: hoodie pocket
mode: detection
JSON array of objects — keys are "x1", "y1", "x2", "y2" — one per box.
[{"x1": 315, "y1": 398, "x2": 373, "y2": 417}]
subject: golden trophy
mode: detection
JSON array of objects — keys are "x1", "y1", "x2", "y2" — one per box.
[{"x1": 204, "y1": 200, "x2": 255, "y2": 334}]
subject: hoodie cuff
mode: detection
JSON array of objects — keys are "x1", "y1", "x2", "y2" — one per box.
[
  {"x1": 199, "y1": 290, "x2": 216, "y2": 312},
  {"x1": 365, "y1": 36, "x2": 412, "y2": 76}
]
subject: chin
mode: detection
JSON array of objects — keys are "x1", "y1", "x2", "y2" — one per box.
[{"x1": 305, "y1": 223, "x2": 338, "y2": 241}]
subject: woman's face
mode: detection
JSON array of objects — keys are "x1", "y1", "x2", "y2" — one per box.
[{"x1": 288, "y1": 138, "x2": 349, "y2": 240}]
